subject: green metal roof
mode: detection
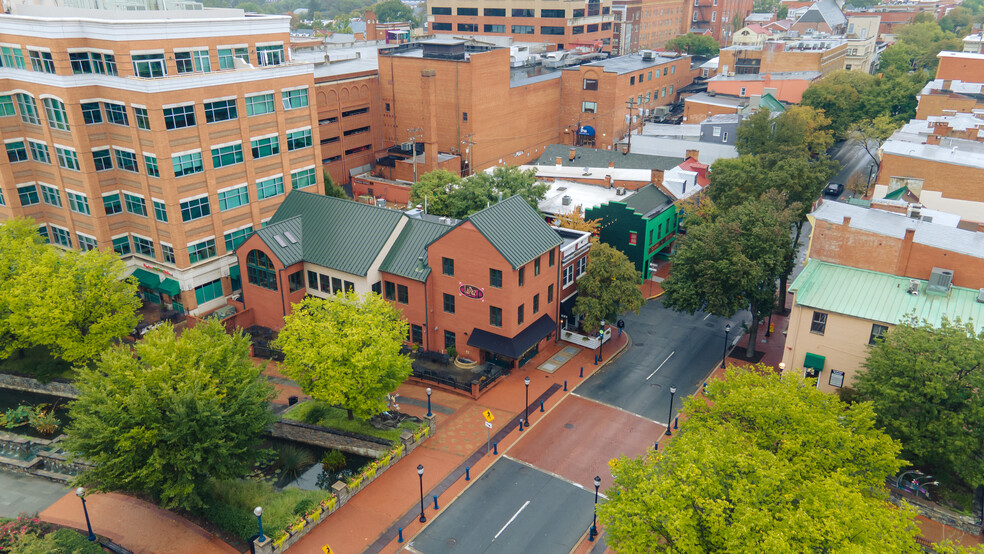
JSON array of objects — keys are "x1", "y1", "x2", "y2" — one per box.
[
  {"x1": 622, "y1": 184, "x2": 673, "y2": 218},
  {"x1": 254, "y1": 216, "x2": 304, "y2": 267},
  {"x1": 268, "y1": 191, "x2": 405, "y2": 276},
  {"x1": 759, "y1": 93, "x2": 786, "y2": 113},
  {"x1": 379, "y1": 218, "x2": 451, "y2": 282},
  {"x1": 884, "y1": 186, "x2": 908, "y2": 200},
  {"x1": 790, "y1": 261, "x2": 984, "y2": 332},
  {"x1": 466, "y1": 195, "x2": 562, "y2": 270}
]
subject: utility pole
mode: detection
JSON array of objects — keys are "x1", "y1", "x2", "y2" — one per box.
[
  {"x1": 406, "y1": 127, "x2": 423, "y2": 182},
  {"x1": 625, "y1": 99, "x2": 639, "y2": 151},
  {"x1": 461, "y1": 134, "x2": 476, "y2": 176}
]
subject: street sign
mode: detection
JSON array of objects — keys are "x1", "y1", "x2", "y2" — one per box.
[
  {"x1": 485, "y1": 421, "x2": 493, "y2": 429},
  {"x1": 482, "y1": 409, "x2": 495, "y2": 422},
  {"x1": 322, "y1": 546, "x2": 334, "y2": 554}
]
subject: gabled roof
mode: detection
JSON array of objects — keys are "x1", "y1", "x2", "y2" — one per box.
[
  {"x1": 268, "y1": 191, "x2": 405, "y2": 276},
  {"x1": 465, "y1": 195, "x2": 562, "y2": 269},
  {"x1": 760, "y1": 93, "x2": 786, "y2": 113},
  {"x1": 621, "y1": 184, "x2": 673, "y2": 218},
  {"x1": 745, "y1": 23, "x2": 772, "y2": 34},
  {"x1": 379, "y1": 218, "x2": 451, "y2": 282},
  {"x1": 255, "y1": 216, "x2": 304, "y2": 266},
  {"x1": 798, "y1": 0, "x2": 846, "y2": 27}
]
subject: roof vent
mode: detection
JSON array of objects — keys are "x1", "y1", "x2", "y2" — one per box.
[
  {"x1": 977, "y1": 288, "x2": 984, "y2": 303},
  {"x1": 927, "y1": 267, "x2": 954, "y2": 295},
  {"x1": 583, "y1": 167, "x2": 591, "y2": 175},
  {"x1": 907, "y1": 279, "x2": 920, "y2": 295},
  {"x1": 273, "y1": 235, "x2": 288, "y2": 248},
  {"x1": 562, "y1": 195, "x2": 572, "y2": 206},
  {"x1": 416, "y1": 256, "x2": 425, "y2": 271},
  {"x1": 616, "y1": 187, "x2": 626, "y2": 196},
  {"x1": 284, "y1": 231, "x2": 298, "y2": 244}
]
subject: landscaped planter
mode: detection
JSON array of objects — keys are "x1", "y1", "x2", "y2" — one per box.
[{"x1": 561, "y1": 328, "x2": 612, "y2": 349}]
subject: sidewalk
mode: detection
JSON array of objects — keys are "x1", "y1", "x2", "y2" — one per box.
[
  {"x1": 40, "y1": 491, "x2": 239, "y2": 554},
  {"x1": 290, "y1": 327, "x2": 630, "y2": 554}
]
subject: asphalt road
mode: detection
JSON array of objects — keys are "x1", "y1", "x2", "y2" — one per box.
[
  {"x1": 408, "y1": 457, "x2": 595, "y2": 554},
  {"x1": 827, "y1": 139, "x2": 878, "y2": 201},
  {"x1": 574, "y1": 300, "x2": 748, "y2": 424}
]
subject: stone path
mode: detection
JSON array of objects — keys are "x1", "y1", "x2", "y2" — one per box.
[{"x1": 0, "y1": 471, "x2": 69, "y2": 518}]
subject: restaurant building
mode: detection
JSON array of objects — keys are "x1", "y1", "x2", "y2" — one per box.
[{"x1": 235, "y1": 191, "x2": 590, "y2": 369}]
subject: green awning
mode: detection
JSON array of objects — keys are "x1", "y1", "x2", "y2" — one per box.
[
  {"x1": 158, "y1": 278, "x2": 181, "y2": 297},
  {"x1": 803, "y1": 352, "x2": 825, "y2": 370},
  {"x1": 229, "y1": 264, "x2": 241, "y2": 280},
  {"x1": 130, "y1": 268, "x2": 160, "y2": 289}
]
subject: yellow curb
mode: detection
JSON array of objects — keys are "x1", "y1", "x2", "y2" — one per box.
[{"x1": 645, "y1": 291, "x2": 665, "y2": 301}]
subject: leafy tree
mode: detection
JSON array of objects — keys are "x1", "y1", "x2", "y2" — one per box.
[
  {"x1": 662, "y1": 191, "x2": 796, "y2": 357},
  {"x1": 801, "y1": 70, "x2": 875, "y2": 139},
  {"x1": 371, "y1": 0, "x2": 414, "y2": 22},
  {"x1": 275, "y1": 293, "x2": 412, "y2": 420},
  {"x1": 65, "y1": 321, "x2": 275, "y2": 511},
  {"x1": 736, "y1": 105, "x2": 833, "y2": 158},
  {"x1": 940, "y1": 6, "x2": 974, "y2": 34},
  {"x1": 572, "y1": 243, "x2": 644, "y2": 334},
  {"x1": 328, "y1": 17, "x2": 353, "y2": 33},
  {"x1": 856, "y1": 317, "x2": 984, "y2": 489},
  {"x1": 751, "y1": 0, "x2": 778, "y2": 12},
  {"x1": 600, "y1": 368, "x2": 921, "y2": 553},
  {"x1": 665, "y1": 33, "x2": 720, "y2": 57},
  {"x1": 467, "y1": 165, "x2": 548, "y2": 212},
  {"x1": 555, "y1": 206, "x2": 601, "y2": 235},
  {"x1": 323, "y1": 169, "x2": 347, "y2": 198},
  {"x1": 848, "y1": 113, "x2": 898, "y2": 166},
  {"x1": 410, "y1": 169, "x2": 463, "y2": 217},
  {"x1": 879, "y1": 21, "x2": 961, "y2": 74},
  {"x1": 411, "y1": 166, "x2": 547, "y2": 219},
  {"x1": 776, "y1": 4, "x2": 788, "y2": 18}
]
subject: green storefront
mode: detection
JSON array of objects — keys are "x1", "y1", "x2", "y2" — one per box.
[{"x1": 585, "y1": 184, "x2": 678, "y2": 279}]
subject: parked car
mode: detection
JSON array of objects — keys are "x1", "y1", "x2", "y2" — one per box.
[{"x1": 824, "y1": 183, "x2": 844, "y2": 197}]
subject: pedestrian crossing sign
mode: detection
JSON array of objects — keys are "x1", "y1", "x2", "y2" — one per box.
[{"x1": 483, "y1": 409, "x2": 495, "y2": 422}]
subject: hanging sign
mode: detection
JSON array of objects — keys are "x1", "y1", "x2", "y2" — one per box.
[{"x1": 459, "y1": 284, "x2": 485, "y2": 300}]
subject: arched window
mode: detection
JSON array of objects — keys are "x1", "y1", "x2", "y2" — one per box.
[{"x1": 246, "y1": 250, "x2": 277, "y2": 291}]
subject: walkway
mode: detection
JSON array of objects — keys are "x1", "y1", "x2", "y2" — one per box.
[
  {"x1": 40, "y1": 491, "x2": 239, "y2": 554},
  {"x1": 0, "y1": 471, "x2": 69, "y2": 519}
]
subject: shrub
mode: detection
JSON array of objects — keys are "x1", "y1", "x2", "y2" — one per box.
[
  {"x1": 320, "y1": 450, "x2": 346, "y2": 474},
  {"x1": 28, "y1": 405, "x2": 59, "y2": 436},
  {"x1": 293, "y1": 498, "x2": 316, "y2": 516},
  {"x1": 9, "y1": 528, "x2": 104, "y2": 554},
  {"x1": 276, "y1": 444, "x2": 315, "y2": 483},
  {"x1": 204, "y1": 479, "x2": 331, "y2": 542},
  {"x1": 0, "y1": 514, "x2": 47, "y2": 551}
]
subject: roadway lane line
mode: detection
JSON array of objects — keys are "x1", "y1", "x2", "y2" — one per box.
[
  {"x1": 703, "y1": 313, "x2": 710, "y2": 320},
  {"x1": 646, "y1": 351, "x2": 674, "y2": 380},
  {"x1": 493, "y1": 500, "x2": 530, "y2": 540}
]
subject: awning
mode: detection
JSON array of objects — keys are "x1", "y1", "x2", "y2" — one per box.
[
  {"x1": 467, "y1": 315, "x2": 556, "y2": 359},
  {"x1": 229, "y1": 264, "x2": 241, "y2": 280},
  {"x1": 129, "y1": 268, "x2": 160, "y2": 289},
  {"x1": 578, "y1": 125, "x2": 595, "y2": 136},
  {"x1": 803, "y1": 352, "x2": 825, "y2": 370},
  {"x1": 157, "y1": 278, "x2": 181, "y2": 297},
  {"x1": 560, "y1": 296, "x2": 577, "y2": 319}
]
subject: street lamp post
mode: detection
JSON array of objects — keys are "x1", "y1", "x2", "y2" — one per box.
[
  {"x1": 721, "y1": 323, "x2": 731, "y2": 368},
  {"x1": 417, "y1": 464, "x2": 426, "y2": 523},
  {"x1": 254, "y1": 506, "x2": 265, "y2": 542},
  {"x1": 589, "y1": 475, "x2": 601, "y2": 540},
  {"x1": 426, "y1": 387, "x2": 433, "y2": 418},
  {"x1": 665, "y1": 386, "x2": 676, "y2": 436},
  {"x1": 75, "y1": 487, "x2": 96, "y2": 542},
  {"x1": 598, "y1": 320, "x2": 606, "y2": 362},
  {"x1": 524, "y1": 376, "x2": 530, "y2": 428}
]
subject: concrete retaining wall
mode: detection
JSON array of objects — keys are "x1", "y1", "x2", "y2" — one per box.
[
  {"x1": 267, "y1": 419, "x2": 392, "y2": 459},
  {"x1": 0, "y1": 373, "x2": 78, "y2": 398}
]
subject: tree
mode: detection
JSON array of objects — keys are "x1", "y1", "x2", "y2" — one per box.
[
  {"x1": 275, "y1": 293, "x2": 412, "y2": 420},
  {"x1": 572, "y1": 242, "x2": 644, "y2": 334},
  {"x1": 665, "y1": 33, "x2": 720, "y2": 57},
  {"x1": 410, "y1": 169, "x2": 463, "y2": 217},
  {"x1": 371, "y1": 0, "x2": 414, "y2": 22},
  {"x1": 735, "y1": 105, "x2": 833, "y2": 158},
  {"x1": 847, "y1": 114, "x2": 898, "y2": 166},
  {"x1": 64, "y1": 321, "x2": 275, "y2": 511},
  {"x1": 856, "y1": 317, "x2": 984, "y2": 489},
  {"x1": 411, "y1": 166, "x2": 547, "y2": 219},
  {"x1": 879, "y1": 21, "x2": 961, "y2": 74},
  {"x1": 555, "y1": 206, "x2": 601, "y2": 235},
  {"x1": 776, "y1": 4, "x2": 788, "y2": 18},
  {"x1": 467, "y1": 165, "x2": 548, "y2": 212},
  {"x1": 751, "y1": 0, "x2": 778, "y2": 12},
  {"x1": 600, "y1": 368, "x2": 921, "y2": 553},
  {"x1": 662, "y1": 191, "x2": 796, "y2": 357},
  {"x1": 323, "y1": 169, "x2": 347, "y2": 198}
]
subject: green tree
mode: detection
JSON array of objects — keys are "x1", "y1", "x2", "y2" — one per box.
[
  {"x1": 328, "y1": 16, "x2": 353, "y2": 33},
  {"x1": 572, "y1": 242, "x2": 644, "y2": 334},
  {"x1": 411, "y1": 166, "x2": 547, "y2": 219},
  {"x1": 801, "y1": 70, "x2": 875, "y2": 139},
  {"x1": 665, "y1": 33, "x2": 720, "y2": 57},
  {"x1": 751, "y1": 0, "x2": 778, "y2": 12},
  {"x1": 275, "y1": 293, "x2": 411, "y2": 420},
  {"x1": 776, "y1": 4, "x2": 788, "y2": 18},
  {"x1": 848, "y1": 113, "x2": 899, "y2": 166},
  {"x1": 323, "y1": 169, "x2": 347, "y2": 198},
  {"x1": 65, "y1": 321, "x2": 275, "y2": 511},
  {"x1": 856, "y1": 317, "x2": 984, "y2": 489},
  {"x1": 410, "y1": 168, "x2": 462, "y2": 216},
  {"x1": 879, "y1": 21, "x2": 961, "y2": 74},
  {"x1": 467, "y1": 165, "x2": 548, "y2": 213},
  {"x1": 735, "y1": 105, "x2": 834, "y2": 158},
  {"x1": 371, "y1": 0, "x2": 414, "y2": 22},
  {"x1": 662, "y1": 191, "x2": 796, "y2": 357},
  {"x1": 600, "y1": 368, "x2": 921, "y2": 553}
]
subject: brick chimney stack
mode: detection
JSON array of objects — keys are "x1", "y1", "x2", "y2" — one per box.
[
  {"x1": 651, "y1": 168, "x2": 664, "y2": 185},
  {"x1": 569, "y1": 147, "x2": 577, "y2": 161},
  {"x1": 685, "y1": 149, "x2": 699, "y2": 161},
  {"x1": 421, "y1": 69, "x2": 440, "y2": 173},
  {"x1": 556, "y1": 157, "x2": 563, "y2": 166}
]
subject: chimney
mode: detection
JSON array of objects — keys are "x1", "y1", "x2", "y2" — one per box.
[
  {"x1": 651, "y1": 168, "x2": 664, "y2": 185},
  {"x1": 621, "y1": 144, "x2": 629, "y2": 155},
  {"x1": 568, "y1": 148, "x2": 577, "y2": 161},
  {"x1": 416, "y1": 256, "x2": 425, "y2": 271},
  {"x1": 421, "y1": 69, "x2": 440, "y2": 173},
  {"x1": 942, "y1": 79, "x2": 952, "y2": 91},
  {"x1": 895, "y1": 228, "x2": 916, "y2": 276},
  {"x1": 843, "y1": 216, "x2": 851, "y2": 227},
  {"x1": 978, "y1": 222, "x2": 984, "y2": 233},
  {"x1": 605, "y1": 175, "x2": 612, "y2": 188},
  {"x1": 608, "y1": 161, "x2": 615, "y2": 168},
  {"x1": 685, "y1": 149, "x2": 699, "y2": 161},
  {"x1": 556, "y1": 156, "x2": 563, "y2": 166}
]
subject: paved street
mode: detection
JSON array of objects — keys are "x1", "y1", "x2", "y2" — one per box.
[
  {"x1": 828, "y1": 139, "x2": 879, "y2": 201},
  {"x1": 408, "y1": 457, "x2": 595, "y2": 554},
  {"x1": 574, "y1": 300, "x2": 748, "y2": 423}
]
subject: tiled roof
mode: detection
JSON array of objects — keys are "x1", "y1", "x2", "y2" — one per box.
[
  {"x1": 536, "y1": 144, "x2": 683, "y2": 170},
  {"x1": 466, "y1": 195, "x2": 562, "y2": 269},
  {"x1": 622, "y1": 184, "x2": 673, "y2": 217},
  {"x1": 268, "y1": 191, "x2": 405, "y2": 276},
  {"x1": 255, "y1": 216, "x2": 304, "y2": 266},
  {"x1": 790, "y1": 261, "x2": 984, "y2": 332},
  {"x1": 379, "y1": 218, "x2": 451, "y2": 281}
]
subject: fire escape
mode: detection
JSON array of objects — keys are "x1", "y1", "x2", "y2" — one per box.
[{"x1": 690, "y1": 0, "x2": 715, "y2": 34}]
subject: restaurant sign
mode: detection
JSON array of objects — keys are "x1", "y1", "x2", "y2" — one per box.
[{"x1": 459, "y1": 283, "x2": 484, "y2": 301}]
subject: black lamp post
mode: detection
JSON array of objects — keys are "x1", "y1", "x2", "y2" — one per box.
[
  {"x1": 589, "y1": 475, "x2": 601, "y2": 540},
  {"x1": 524, "y1": 376, "x2": 530, "y2": 427},
  {"x1": 598, "y1": 320, "x2": 606, "y2": 362},
  {"x1": 75, "y1": 487, "x2": 96, "y2": 542},
  {"x1": 426, "y1": 387, "x2": 433, "y2": 417},
  {"x1": 417, "y1": 464, "x2": 426, "y2": 523},
  {"x1": 254, "y1": 506, "x2": 265, "y2": 542},
  {"x1": 721, "y1": 323, "x2": 731, "y2": 368},
  {"x1": 665, "y1": 386, "x2": 676, "y2": 436}
]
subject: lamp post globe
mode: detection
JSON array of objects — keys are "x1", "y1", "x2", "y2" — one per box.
[
  {"x1": 722, "y1": 323, "x2": 731, "y2": 369},
  {"x1": 426, "y1": 387, "x2": 433, "y2": 417},
  {"x1": 75, "y1": 487, "x2": 96, "y2": 542},
  {"x1": 254, "y1": 506, "x2": 265, "y2": 542},
  {"x1": 665, "y1": 386, "x2": 677, "y2": 436},
  {"x1": 524, "y1": 376, "x2": 531, "y2": 427},
  {"x1": 417, "y1": 464, "x2": 426, "y2": 523},
  {"x1": 590, "y1": 475, "x2": 602, "y2": 540}
]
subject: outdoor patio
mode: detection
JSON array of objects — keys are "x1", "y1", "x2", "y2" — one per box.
[{"x1": 409, "y1": 352, "x2": 508, "y2": 396}]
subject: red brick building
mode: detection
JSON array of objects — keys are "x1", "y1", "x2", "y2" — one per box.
[{"x1": 236, "y1": 191, "x2": 590, "y2": 369}]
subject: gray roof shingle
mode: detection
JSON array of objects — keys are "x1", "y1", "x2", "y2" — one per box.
[
  {"x1": 466, "y1": 195, "x2": 562, "y2": 269},
  {"x1": 622, "y1": 184, "x2": 673, "y2": 218}
]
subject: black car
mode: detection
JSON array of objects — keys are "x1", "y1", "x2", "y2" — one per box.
[{"x1": 824, "y1": 183, "x2": 844, "y2": 197}]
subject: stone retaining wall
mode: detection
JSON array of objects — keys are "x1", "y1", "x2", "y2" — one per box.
[
  {"x1": 267, "y1": 419, "x2": 392, "y2": 459},
  {"x1": 0, "y1": 373, "x2": 78, "y2": 398}
]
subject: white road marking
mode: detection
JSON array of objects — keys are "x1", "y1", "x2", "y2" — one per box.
[
  {"x1": 646, "y1": 351, "x2": 675, "y2": 380},
  {"x1": 493, "y1": 500, "x2": 530, "y2": 540},
  {"x1": 703, "y1": 313, "x2": 711, "y2": 320}
]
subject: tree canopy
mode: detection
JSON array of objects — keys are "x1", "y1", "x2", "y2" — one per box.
[
  {"x1": 735, "y1": 106, "x2": 834, "y2": 159},
  {"x1": 275, "y1": 293, "x2": 412, "y2": 419},
  {"x1": 572, "y1": 242, "x2": 644, "y2": 334},
  {"x1": 555, "y1": 206, "x2": 601, "y2": 235},
  {"x1": 0, "y1": 218, "x2": 140, "y2": 365},
  {"x1": 600, "y1": 367, "x2": 921, "y2": 553},
  {"x1": 410, "y1": 166, "x2": 547, "y2": 219},
  {"x1": 801, "y1": 69, "x2": 925, "y2": 140},
  {"x1": 371, "y1": 0, "x2": 415, "y2": 23},
  {"x1": 856, "y1": 317, "x2": 984, "y2": 489},
  {"x1": 665, "y1": 33, "x2": 720, "y2": 57},
  {"x1": 65, "y1": 321, "x2": 275, "y2": 511},
  {"x1": 880, "y1": 21, "x2": 962, "y2": 74}
]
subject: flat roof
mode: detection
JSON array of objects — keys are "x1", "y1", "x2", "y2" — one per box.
[
  {"x1": 538, "y1": 179, "x2": 630, "y2": 215},
  {"x1": 882, "y1": 136, "x2": 984, "y2": 170},
  {"x1": 629, "y1": 135, "x2": 739, "y2": 165},
  {"x1": 938, "y1": 50, "x2": 984, "y2": 61},
  {"x1": 707, "y1": 70, "x2": 821, "y2": 81},
  {"x1": 684, "y1": 92, "x2": 746, "y2": 108},
  {"x1": 576, "y1": 52, "x2": 687, "y2": 75}
]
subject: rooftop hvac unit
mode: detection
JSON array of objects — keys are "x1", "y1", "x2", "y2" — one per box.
[
  {"x1": 642, "y1": 50, "x2": 654, "y2": 61},
  {"x1": 616, "y1": 187, "x2": 626, "y2": 195},
  {"x1": 401, "y1": 142, "x2": 412, "y2": 151},
  {"x1": 907, "y1": 279, "x2": 920, "y2": 295},
  {"x1": 562, "y1": 195, "x2": 572, "y2": 206},
  {"x1": 927, "y1": 267, "x2": 954, "y2": 295},
  {"x1": 977, "y1": 288, "x2": 984, "y2": 303}
]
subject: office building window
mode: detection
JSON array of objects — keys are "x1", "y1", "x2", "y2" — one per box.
[
  {"x1": 144, "y1": 154, "x2": 159, "y2": 177},
  {"x1": 161, "y1": 243, "x2": 175, "y2": 264},
  {"x1": 533, "y1": 293, "x2": 540, "y2": 314},
  {"x1": 123, "y1": 192, "x2": 146, "y2": 216},
  {"x1": 5, "y1": 140, "x2": 27, "y2": 162},
  {"x1": 103, "y1": 193, "x2": 122, "y2": 215},
  {"x1": 50, "y1": 226, "x2": 72, "y2": 248},
  {"x1": 512, "y1": 8, "x2": 534, "y2": 16},
  {"x1": 42, "y1": 98, "x2": 69, "y2": 131},
  {"x1": 251, "y1": 136, "x2": 280, "y2": 159},
  {"x1": 172, "y1": 151, "x2": 204, "y2": 177},
  {"x1": 224, "y1": 226, "x2": 252, "y2": 252},
  {"x1": 811, "y1": 311, "x2": 827, "y2": 334},
  {"x1": 194, "y1": 279, "x2": 224, "y2": 305},
  {"x1": 81, "y1": 102, "x2": 102, "y2": 124},
  {"x1": 15, "y1": 94, "x2": 39, "y2": 125},
  {"x1": 217, "y1": 47, "x2": 249, "y2": 69},
  {"x1": 583, "y1": 79, "x2": 598, "y2": 91},
  {"x1": 545, "y1": 26, "x2": 566, "y2": 35},
  {"x1": 112, "y1": 235, "x2": 132, "y2": 255},
  {"x1": 204, "y1": 99, "x2": 238, "y2": 123},
  {"x1": 28, "y1": 50, "x2": 55, "y2": 73},
  {"x1": 245, "y1": 93, "x2": 276, "y2": 116},
  {"x1": 93, "y1": 148, "x2": 112, "y2": 171},
  {"x1": 55, "y1": 147, "x2": 79, "y2": 171},
  {"x1": 218, "y1": 185, "x2": 249, "y2": 211},
  {"x1": 212, "y1": 143, "x2": 244, "y2": 168},
  {"x1": 582, "y1": 101, "x2": 597, "y2": 113},
  {"x1": 1, "y1": 46, "x2": 26, "y2": 69},
  {"x1": 103, "y1": 102, "x2": 128, "y2": 126},
  {"x1": 180, "y1": 196, "x2": 211, "y2": 222},
  {"x1": 77, "y1": 233, "x2": 98, "y2": 252},
  {"x1": 484, "y1": 7, "x2": 505, "y2": 15},
  {"x1": 517, "y1": 304, "x2": 524, "y2": 325},
  {"x1": 153, "y1": 199, "x2": 168, "y2": 222},
  {"x1": 443, "y1": 257, "x2": 454, "y2": 276},
  {"x1": 512, "y1": 25, "x2": 534, "y2": 34},
  {"x1": 256, "y1": 44, "x2": 285, "y2": 66},
  {"x1": 431, "y1": 6, "x2": 451, "y2": 14},
  {"x1": 188, "y1": 238, "x2": 217, "y2": 264},
  {"x1": 286, "y1": 128, "x2": 312, "y2": 151},
  {"x1": 291, "y1": 167, "x2": 317, "y2": 189},
  {"x1": 40, "y1": 184, "x2": 61, "y2": 207},
  {"x1": 133, "y1": 235, "x2": 155, "y2": 258},
  {"x1": 288, "y1": 271, "x2": 304, "y2": 292},
  {"x1": 133, "y1": 107, "x2": 150, "y2": 130},
  {"x1": 28, "y1": 140, "x2": 50, "y2": 164},
  {"x1": 163, "y1": 105, "x2": 196, "y2": 130},
  {"x1": 282, "y1": 88, "x2": 309, "y2": 110},
  {"x1": 67, "y1": 191, "x2": 91, "y2": 215},
  {"x1": 246, "y1": 250, "x2": 277, "y2": 290},
  {"x1": 113, "y1": 148, "x2": 138, "y2": 172},
  {"x1": 397, "y1": 284, "x2": 409, "y2": 304},
  {"x1": 490, "y1": 306, "x2": 502, "y2": 327},
  {"x1": 490, "y1": 268, "x2": 502, "y2": 288},
  {"x1": 443, "y1": 293, "x2": 455, "y2": 314},
  {"x1": 484, "y1": 24, "x2": 506, "y2": 32},
  {"x1": 548, "y1": 284, "x2": 554, "y2": 303},
  {"x1": 132, "y1": 53, "x2": 166, "y2": 77},
  {"x1": 0, "y1": 95, "x2": 16, "y2": 116},
  {"x1": 256, "y1": 175, "x2": 284, "y2": 200}
]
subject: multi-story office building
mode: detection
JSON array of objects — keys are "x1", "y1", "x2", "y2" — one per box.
[
  {"x1": 0, "y1": 0, "x2": 321, "y2": 315},
  {"x1": 614, "y1": 0, "x2": 691, "y2": 53},
  {"x1": 690, "y1": 0, "x2": 755, "y2": 45},
  {"x1": 427, "y1": 0, "x2": 616, "y2": 51}
]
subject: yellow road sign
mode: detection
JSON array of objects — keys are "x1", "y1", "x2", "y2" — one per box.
[
  {"x1": 322, "y1": 545, "x2": 334, "y2": 554},
  {"x1": 482, "y1": 409, "x2": 495, "y2": 422}
]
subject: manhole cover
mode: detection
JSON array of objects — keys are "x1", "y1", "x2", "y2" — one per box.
[
  {"x1": 635, "y1": 342, "x2": 645, "y2": 347},
  {"x1": 564, "y1": 423, "x2": 575, "y2": 429},
  {"x1": 650, "y1": 383, "x2": 662, "y2": 389}
]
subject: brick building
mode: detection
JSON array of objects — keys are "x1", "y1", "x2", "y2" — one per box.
[
  {"x1": 236, "y1": 191, "x2": 591, "y2": 370},
  {"x1": 0, "y1": 0, "x2": 321, "y2": 315},
  {"x1": 585, "y1": 183, "x2": 677, "y2": 278},
  {"x1": 613, "y1": 0, "x2": 691, "y2": 52},
  {"x1": 916, "y1": 79, "x2": 984, "y2": 119},
  {"x1": 426, "y1": 0, "x2": 615, "y2": 50},
  {"x1": 706, "y1": 70, "x2": 820, "y2": 103},
  {"x1": 717, "y1": 38, "x2": 847, "y2": 77},
  {"x1": 689, "y1": 0, "x2": 755, "y2": 45},
  {"x1": 935, "y1": 51, "x2": 984, "y2": 83}
]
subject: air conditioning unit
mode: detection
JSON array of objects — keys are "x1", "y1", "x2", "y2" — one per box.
[
  {"x1": 642, "y1": 50, "x2": 654, "y2": 61},
  {"x1": 927, "y1": 267, "x2": 954, "y2": 295},
  {"x1": 401, "y1": 142, "x2": 412, "y2": 150},
  {"x1": 616, "y1": 187, "x2": 626, "y2": 195},
  {"x1": 562, "y1": 195, "x2": 572, "y2": 206},
  {"x1": 908, "y1": 279, "x2": 920, "y2": 295}
]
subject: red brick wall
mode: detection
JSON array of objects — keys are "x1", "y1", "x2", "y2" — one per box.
[
  {"x1": 936, "y1": 55, "x2": 984, "y2": 83},
  {"x1": 235, "y1": 234, "x2": 307, "y2": 330},
  {"x1": 877, "y1": 152, "x2": 984, "y2": 203},
  {"x1": 380, "y1": 273, "x2": 430, "y2": 346},
  {"x1": 351, "y1": 175, "x2": 413, "y2": 206},
  {"x1": 315, "y1": 70, "x2": 384, "y2": 185}
]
